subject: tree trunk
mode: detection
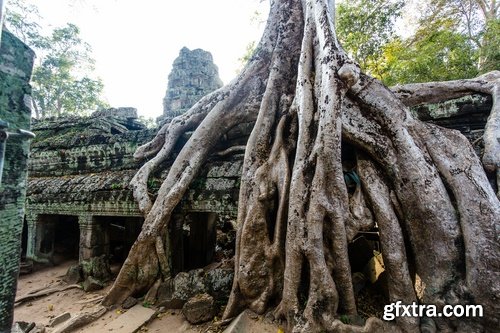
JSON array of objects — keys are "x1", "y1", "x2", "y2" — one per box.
[
  {"x1": 103, "y1": 1, "x2": 500, "y2": 332},
  {"x1": 31, "y1": 99, "x2": 40, "y2": 119}
]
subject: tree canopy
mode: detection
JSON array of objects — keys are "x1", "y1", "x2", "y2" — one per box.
[
  {"x1": 239, "y1": 0, "x2": 499, "y2": 85},
  {"x1": 335, "y1": 0, "x2": 499, "y2": 85},
  {"x1": 335, "y1": 0, "x2": 405, "y2": 79},
  {"x1": 5, "y1": 0, "x2": 108, "y2": 118},
  {"x1": 378, "y1": 0, "x2": 499, "y2": 85},
  {"x1": 380, "y1": 18, "x2": 480, "y2": 85}
]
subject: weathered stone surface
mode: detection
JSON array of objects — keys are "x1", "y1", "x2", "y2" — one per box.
[
  {"x1": 91, "y1": 107, "x2": 138, "y2": 119},
  {"x1": 157, "y1": 267, "x2": 234, "y2": 308},
  {"x1": 49, "y1": 312, "x2": 71, "y2": 327},
  {"x1": 81, "y1": 255, "x2": 112, "y2": 282},
  {"x1": 63, "y1": 264, "x2": 83, "y2": 284},
  {"x1": 0, "y1": 29, "x2": 35, "y2": 332},
  {"x1": 102, "y1": 304, "x2": 156, "y2": 333},
  {"x1": 82, "y1": 276, "x2": 104, "y2": 292},
  {"x1": 182, "y1": 293, "x2": 215, "y2": 324},
  {"x1": 25, "y1": 110, "x2": 243, "y2": 264},
  {"x1": 411, "y1": 93, "x2": 492, "y2": 156},
  {"x1": 204, "y1": 268, "x2": 234, "y2": 301},
  {"x1": 412, "y1": 93, "x2": 490, "y2": 123},
  {"x1": 161, "y1": 47, "x2": 222, "y2": 122},
  {"x1": 156, "y1": 281, "x2": 183, "y2": 309},
  {"x1": 122, "y1": 296, "x2": 138, "y2": 309},
  {"x1": 206, "y1": 160, "x2": 243, "y2": 178},
  {"x1": 11, "y1": 321, "x2": 35, "y2": 333},
  {"x1": 25, "y1": 107, "x2": 245, "y2": 227},
  {"x1": 29, "y1": 111, "x2": 151, "y2": 177},
  {"x1": 157, "y1": 269, "x2": 207, "y2": 309},
  {"x1": 19, "y1": 261, "x2": 33, "y2": 275},
  {"x1": 30, "y1": 324, "x2": 45, "y2": 333}
]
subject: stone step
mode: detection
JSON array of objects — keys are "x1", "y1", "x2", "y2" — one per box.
[{"x1": 102, "y1": 305, "x2": 156, "y2": 333}]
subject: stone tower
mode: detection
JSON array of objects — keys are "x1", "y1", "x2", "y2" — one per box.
[{"x1": 161, "y1": 47, "x2": 223, "y2": 122}]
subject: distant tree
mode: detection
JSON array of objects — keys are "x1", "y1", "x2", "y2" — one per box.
[
  {"x1": 336, "y1": 0, "x2": 405, "y2": 78},
  {"x1": 379, "y1": 0, "x2": 498, "y2": 85},
  {"x1": 3, "y1": 0, "x2": 43, "y2": 47},
  {"x1": 481, "y1": 17, "x2": 500, "y2": 72},
  {"x1": 5, "y1": 0, "x2": 108, "y2": 118},
  {"x1": 427, "y1": 0, "x2": 499, "y2": 73},
  {"x1": 380, "y1": 18, "x2": 479, "y2": 85},
  {"x1": 138, "y1": 115, "x2": 157, "y2": 129},
  {"x1": 236, "y1": 8, "x2": 267, "y2": 72},
  {"x1": 29, "y1": 23, "x2": 107, "y2": 118},
  {"x1": 238, "y1": 0, "x2": 405, "y2": 78}
]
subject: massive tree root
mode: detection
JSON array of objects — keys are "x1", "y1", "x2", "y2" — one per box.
[{"x1": 103, "y1": 0, "x2": 500, "y2": 332}]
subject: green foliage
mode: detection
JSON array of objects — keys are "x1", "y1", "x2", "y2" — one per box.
[
  {"x1": 479, "y1": 18, "x2": 500, "y2": 72},
  {"x1": 4, "y1": 0, "x2": 43, "y2": 47},
  {"x1": 380, "y1": 19, "x2": 479, "y2": 85},
  {"x1": 238, "y1": 41, "x2": 257, "y2": 68},
  {"x1": 378, "y1": 0, "x2": 498, "y2": 85},
  {"x1": 336, "y1": 0, "x2": 405, "y2": 77},
  {"x1": 339, "y1": 314, "x2": 351, "y2": 325},
  {"x1": 138, "y1": 116, "x2": 157, "y2": 129},
  {"x1": 5, "y1": 0, "x2": 108, "y2": 119},
  {"x1": 415, "y1": 0, "x2": 498, "y2": 74},
  {"x1": 147, "y1": 178, "x2": 160, "y2": 189},
  {"x1": 336, "y1": 0, "x2": 498, "y2": 85}
]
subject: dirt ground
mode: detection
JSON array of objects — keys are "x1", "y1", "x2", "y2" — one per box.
[{"x1": 13, "y1": 260, "x2": 211, "y2": 332}]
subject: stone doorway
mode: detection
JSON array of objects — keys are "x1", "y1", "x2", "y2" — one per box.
[
  {"x1": 171, "y1": 212, "x2": 217, "y2": 274},
  {"x1": 37, "y1": 215, "x2": 80, "y2": 264},
  {"x1": 92, "y1": 216, "x2": 144, "y2": 264}
]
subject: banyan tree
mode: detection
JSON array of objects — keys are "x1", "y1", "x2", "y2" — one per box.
[{"x1": 101, "y1": 0, "x2": 499, "y2": 332}]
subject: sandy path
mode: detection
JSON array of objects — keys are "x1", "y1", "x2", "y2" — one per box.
[{"x1": 13, "y1": 261, "x2": 209, "y2": 332}]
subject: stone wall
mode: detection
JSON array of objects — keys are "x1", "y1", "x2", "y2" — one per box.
[
  {"x1": 412, "y1": 93, "x2": 492, "y2": 148},
  {"x1": 25, "y1": 107, "x2": 249, "y2": 264},
  {"x1": 0, "y1": 29, "x2": 35, "y2": 332},
  {"x1": 411, "y1": 93, "x2": 496, "y2": 192}
]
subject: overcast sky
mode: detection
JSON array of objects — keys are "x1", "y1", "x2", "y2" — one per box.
[{"x1": 26, "y1": 0, "x2": 268, "y2": 118}]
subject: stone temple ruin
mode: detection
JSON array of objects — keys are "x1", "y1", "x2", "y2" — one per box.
[
  {"x1": 1, "y1": 32, "x2": 498, "y2": 330},
  {"x1": 22, "y1": 47, "x2": 246, "y2": 303},
  {"x1": 24, "y1": 107, "x2": 248, "y2": 272}
]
